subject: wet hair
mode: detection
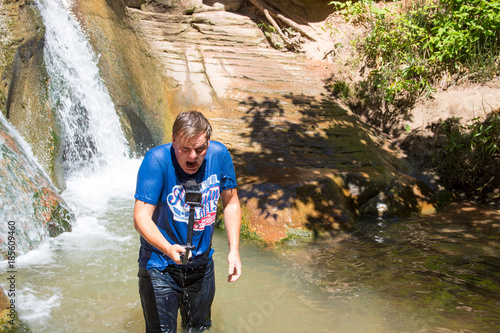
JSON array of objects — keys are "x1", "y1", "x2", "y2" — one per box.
[{"x1": 172, "y1": 111, "x2": 212, "y2": 141}]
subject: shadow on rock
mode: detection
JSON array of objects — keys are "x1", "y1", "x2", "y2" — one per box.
[{"x1": 230, "y1": 93, "x2": 443, "y2": 244}]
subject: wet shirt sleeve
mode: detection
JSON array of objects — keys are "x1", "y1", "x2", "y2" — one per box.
[
  {"x1": 134, "y1": 151, "x2": 165, "y2": 205},
  {"x1": 220, "y1": 146, "x2": 237, "y2": 191}
]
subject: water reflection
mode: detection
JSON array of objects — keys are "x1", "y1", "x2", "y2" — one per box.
[
  {"x1": 2, "y1": 197, "x2": 498, "y2": 332},
  {"x1": 279, "y1": 203, "x2": 500, "y2": 332}
]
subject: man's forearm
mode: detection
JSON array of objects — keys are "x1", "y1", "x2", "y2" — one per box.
[
  {"x1": 134, "y1": 200, "x2": 172, "y2": 255},
  {"x1": 224, "y1": 201, "x2": 242, "y2": 252},
  {"x1": 223, "y1": 196, "x2": 242, "y2": 282}
]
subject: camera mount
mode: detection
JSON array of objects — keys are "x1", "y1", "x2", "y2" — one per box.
[{"x1": 181, "y1": 180, "x2": 202, "y2": 265}]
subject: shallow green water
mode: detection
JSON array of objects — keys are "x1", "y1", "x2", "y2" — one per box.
[{"x1": 1, "y1": 160, "x2": 499, "y2": 333}]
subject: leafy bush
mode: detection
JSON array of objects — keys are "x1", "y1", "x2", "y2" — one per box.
[
  {"x1": 330, "y1": 0, "x2": 500, "y2": 104},
  {"x1": 331, "y1": 80, "x2": 351, "y2": 99},
  {"x1": 326, "y1": 0, "x2": 500, "y2": 201},
  {"x1": 329, "y1": 0, "x2": 377, "y2": 24}
]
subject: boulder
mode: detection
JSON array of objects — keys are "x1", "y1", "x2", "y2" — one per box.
[{"x1": 0, "y1": 112, "x2": 74, "y2": 259}]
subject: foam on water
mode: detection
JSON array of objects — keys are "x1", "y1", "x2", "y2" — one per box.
[
  {"x1": 16, "y1": 287, "x2": 62, "y2": 325},
  {"x1": 0, "y1": 158, "x2": 140, "y2": 327},
  {"x1": 14, "y1": 243, "x2": 55, "y2": 268},
  {"x1": 0, "y1": 159, "x2": 138, "y2": 271}
]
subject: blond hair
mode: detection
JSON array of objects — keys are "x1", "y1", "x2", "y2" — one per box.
[{"x1": 172, "y1": 111, "x2": 212, "y2": 140}]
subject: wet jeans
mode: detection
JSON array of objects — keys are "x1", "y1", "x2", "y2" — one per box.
[{"x1": 138, "y1": 260, "x2": 215, "y2": 333}]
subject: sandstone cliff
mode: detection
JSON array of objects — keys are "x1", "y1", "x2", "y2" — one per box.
[
  {"x1": 104, "y1": 0, "x2": 441, "y2": 243},
  {"x1": 0, "y1": 0, "x2": 443, "y2": 247}
]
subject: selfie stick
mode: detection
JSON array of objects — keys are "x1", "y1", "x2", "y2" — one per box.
[
  {"x1": 181, "y1": 180, "x2": 202, "y2": 265},
  {"x1": 183, "y1": 205, "x2": 196, "y2": 265}
]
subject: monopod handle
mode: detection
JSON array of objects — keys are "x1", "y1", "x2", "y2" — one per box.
[
  {"x1": 181, "y1": 245, "x2": 195, "y2": 265},
  {"x1": 181, "y1": 205, "x2": 196, "y2": 265}
]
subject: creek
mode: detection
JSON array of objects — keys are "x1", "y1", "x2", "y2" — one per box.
[
  {"x1": 1, "y1": 0, "x2": 499, "y2": 332},
  {"x1": 1, "y1": 161, "x2": 499, "y2": 333}
]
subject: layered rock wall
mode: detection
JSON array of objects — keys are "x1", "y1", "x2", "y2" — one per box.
[{"x1": 121, "y1": 1, "x2": 442, "y2": 243}]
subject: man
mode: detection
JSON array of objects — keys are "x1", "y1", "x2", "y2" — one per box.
[{"x1": 134, "y1": 111, "x2": 242, "y2": 332}]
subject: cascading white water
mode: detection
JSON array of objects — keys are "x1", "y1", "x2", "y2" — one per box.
[
  {"x1": 0, "y1": 112, "x2": 61, "y2": 255},
  {"x1": 0, "y1": 0, "x2": 141, "y2": 329},
  {"x1": 37, "y1": 0, "x2": 129, "y2": 175}
]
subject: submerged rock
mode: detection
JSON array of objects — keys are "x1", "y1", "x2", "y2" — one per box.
[{"x1": 0, "y1": 286, "x2": 32, "y2": 332}]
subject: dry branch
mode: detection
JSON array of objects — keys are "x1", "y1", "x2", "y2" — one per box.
[
  {"x1": 247, "y1": 0, "x2": 318, "y2": 49},
  {"x1": 264, "y1": 9, "x2": 293, "y2": 48},
  {"x1": 276, "y1": 13, "x2": 318, "y2": 42}
]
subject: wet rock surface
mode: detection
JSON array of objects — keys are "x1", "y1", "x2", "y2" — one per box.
[
  {"x1": 128, "y1": 4, "x2": 440, "y2": 243},
  {"x1": 0, "y1": 113, "x2": 74, "y2": 260},
  {"x1": 0, "y1": 0, "x2": 66, "y2": 191},
  {"x1": 0, "y1": 0, "x2": 75, "y2": 263}
]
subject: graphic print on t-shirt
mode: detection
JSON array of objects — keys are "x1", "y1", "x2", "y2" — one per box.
[{"x1": 167, "y1": 175, "x2": 220, "y2": 231}]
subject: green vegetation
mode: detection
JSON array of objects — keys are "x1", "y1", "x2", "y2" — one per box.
[
  {"x1": 330, "y1": 0, "x2": 500, "y2": 104},
  {"x1": 276, "y1": 227, "x2": 313, "y2": 247},
  {"x1": 327, "y1": 0, "x2": 500, "y2": 202},
  {"x1": 433, "y1": 112, "x2": 499, "y2": 200},
  {"x1": 258, "y1": 21, "x2": 284, "y2": 50}
]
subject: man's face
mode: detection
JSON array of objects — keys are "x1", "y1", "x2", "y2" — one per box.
[{"x1": 172, "y1": 132, "x2": 209, "y2": 174}]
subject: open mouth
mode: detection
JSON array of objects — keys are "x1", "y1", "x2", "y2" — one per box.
[{"x1": 186, "y1": 161, "x2": 197, "y2": 169}]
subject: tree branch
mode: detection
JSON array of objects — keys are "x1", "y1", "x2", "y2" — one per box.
[
  {"x1": 247, "y1": 0, "x2": 317, "y2": 49},
  {"x1": 264, "y1": 9, "x2": 293, "y2": 48}
]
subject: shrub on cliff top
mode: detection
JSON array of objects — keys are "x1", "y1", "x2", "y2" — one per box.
[{"x1": 330, "y1": 0, "x2": 500, "y2": 104}]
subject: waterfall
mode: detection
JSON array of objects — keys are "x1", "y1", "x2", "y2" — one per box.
[
  {"x1": 36, "y1": 0, "x2": 129, "y2": 175},
  {"x1": 32, "y1": 0, "x2": 140, "y2": 220},
  {"x1": 0, "y1": 1, "x2": 141, "y2": 327},
  {"x1": 0, "y1": 0, "x2": 133, "y2": 259}
]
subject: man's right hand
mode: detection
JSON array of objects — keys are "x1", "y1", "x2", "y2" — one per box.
[
  {"x1": 134, "y1": 200, "x2": 193, "y2": 265},
  {"x1": 165, "y1": 244, "x2": 191, "y2": 265}
]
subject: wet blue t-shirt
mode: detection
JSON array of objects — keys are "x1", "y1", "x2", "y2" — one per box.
[{"x1": 134, "y1": 140, "x2": 237, "y2": 270}]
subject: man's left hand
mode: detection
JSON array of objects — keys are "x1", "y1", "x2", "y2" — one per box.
[{"x1": 227, "y1": 251, "x2": 241, "y2": 282}]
